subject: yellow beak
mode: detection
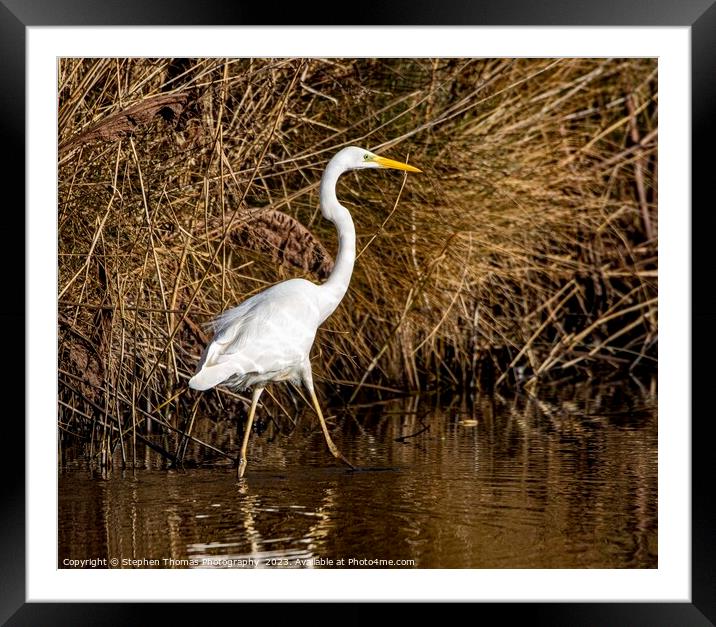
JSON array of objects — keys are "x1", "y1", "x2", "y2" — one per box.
[{"x1": 374, "y1": 155, "x2": 422, "y2": 173}]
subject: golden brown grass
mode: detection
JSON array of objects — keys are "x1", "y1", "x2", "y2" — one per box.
[{"x1": 58, "y1": 58, "x2": 657, "y2": 464}]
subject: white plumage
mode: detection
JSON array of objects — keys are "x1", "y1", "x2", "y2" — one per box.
[
  {"x1": 188, "y1": 146, "x2": 421, "y2": 477},
  {"x1": 189, "y1": 279, "x2": 321, "y2": 392}
]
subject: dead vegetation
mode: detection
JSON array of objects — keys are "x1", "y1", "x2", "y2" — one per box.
[{"x1": 58, "y1": 58, "x2": 657, "y2": 465}]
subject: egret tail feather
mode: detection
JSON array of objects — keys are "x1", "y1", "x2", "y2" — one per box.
[{"x1": 188, "y1": 363, "x2": 238, "y2": 391}]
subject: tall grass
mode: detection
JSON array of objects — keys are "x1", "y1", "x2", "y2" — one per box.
[{"x1": 58, "y1": 58, "x2": 657, "y2": 464}]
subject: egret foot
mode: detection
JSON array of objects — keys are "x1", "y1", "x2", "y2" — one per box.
[
  {"x1": 328, "y1": 442, "x2": 355, "y2": 470},
  {"x1": 336, "y1": 452, "x2": 356, "y2": 471}
]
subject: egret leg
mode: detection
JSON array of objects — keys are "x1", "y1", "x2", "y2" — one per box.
[
  {"x1": 306, "y1": 384, "x2": 355, "y2": 470},
  {"x1": 238, "y1": 386, "x2": 264, "y2": 479}
]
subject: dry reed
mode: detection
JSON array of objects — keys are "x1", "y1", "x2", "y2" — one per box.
[{"x1": 58, "y1": 58, "x2": 657, "y2": 465}]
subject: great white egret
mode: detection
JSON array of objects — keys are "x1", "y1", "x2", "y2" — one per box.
[{"x1": 189, "y1": 146, "x2": 421, "y2": 477}]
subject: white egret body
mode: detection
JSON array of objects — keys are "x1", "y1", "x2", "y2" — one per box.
[{"x1": 189, "y1": 146, "x2": 421, "y2": 477}]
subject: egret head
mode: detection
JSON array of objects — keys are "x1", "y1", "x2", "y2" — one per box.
[
  {"x1": 335, "y1": 146, "x2": 422, "y2": 173},
  {"x1": 320, "y1": 146, "x2": 421, "y2": 223}
]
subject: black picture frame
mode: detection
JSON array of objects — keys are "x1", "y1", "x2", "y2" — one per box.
[{"x1": 6, "y1": 0, "x2": 714, "y2": 624}]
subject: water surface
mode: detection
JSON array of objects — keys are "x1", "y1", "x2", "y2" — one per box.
[{"x1": 59, "y1": 381, "x2": 657, "y2": 568}]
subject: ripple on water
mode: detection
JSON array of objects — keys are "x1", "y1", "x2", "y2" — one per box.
[{"x1": 59, "y1": 383, "x2": 657, "y2": 569}]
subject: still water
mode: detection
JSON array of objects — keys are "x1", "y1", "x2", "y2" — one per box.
[{"x1": 59, "y1": 380, "x2": 657, "y2": 569}]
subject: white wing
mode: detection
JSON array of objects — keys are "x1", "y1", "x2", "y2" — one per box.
[{"x1": 188, "y1": 279, "x2": 322, "y2": 390}]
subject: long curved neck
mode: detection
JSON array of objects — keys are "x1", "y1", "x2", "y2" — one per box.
[{"x1": 317, "y1": 160, "x2": 356, "y2": 322}]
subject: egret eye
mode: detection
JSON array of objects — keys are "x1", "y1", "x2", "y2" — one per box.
[{"x1": 363, "y1": 154, "x2": 370, "y2": 160}]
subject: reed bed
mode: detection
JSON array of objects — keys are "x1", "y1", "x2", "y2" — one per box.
[{"x1": 58, "y1": 58, "x2": 657, "y2": 464}]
